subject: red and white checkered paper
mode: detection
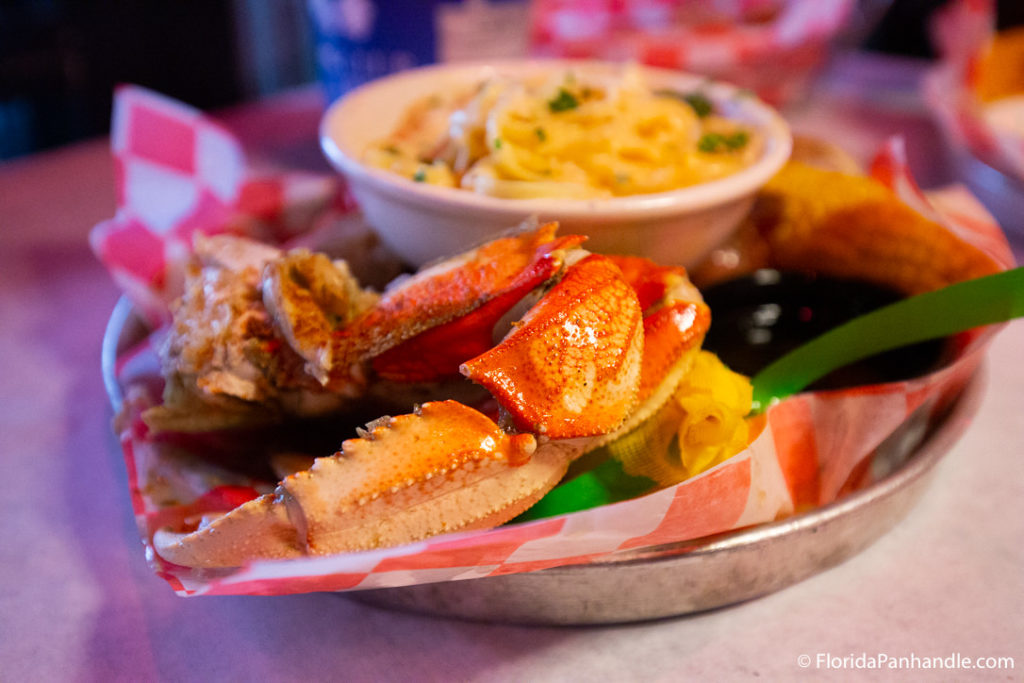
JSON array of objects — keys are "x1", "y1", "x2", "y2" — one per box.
[
  {"x1": 89, "y1": 85, "x2": 355, "y2": 328},
  {"x1": 923, "y1": 0, "x2": 1024, "y2": 183},
  {"x1": 96, "y1": 87, "x2": 1013, "y2": 595},
  {"x1": 529, "y1": 0, "x2": 853, "y2": 105}
]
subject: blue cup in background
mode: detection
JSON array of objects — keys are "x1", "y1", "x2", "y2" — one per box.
[{"x1": 309, "y1": 0, "x2": 529, "y2": 102}]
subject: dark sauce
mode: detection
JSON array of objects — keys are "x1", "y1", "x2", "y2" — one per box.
[{"x1": 701, "y1": 270, "x2": 954, "y2": 390}]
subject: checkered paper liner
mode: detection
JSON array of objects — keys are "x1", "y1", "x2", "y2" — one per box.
[
  {"x1": 98, "y1": 99, "x2": 1013, "y2": 594},
  {"x1": 119, "y1": 348, "x2": 984, "y2": 597},
  {"x1": 923, "y1": 0, "x2": 1024, "y2": 183},
  {"x1": 529, "y1": 0, "x2": 853, "y2": 105},
  {"x1": 89, "y1": 85, "x2": 355, "y2": 328}
]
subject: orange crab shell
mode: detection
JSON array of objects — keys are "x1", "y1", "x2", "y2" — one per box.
[
  {"x1": 461, "y1": 254, "x2": 645, "y2": 439},
  {"x1": 371, "y1": 234, "x2": 585, "y2": 382},
  {"x1": 332, "y1": 223, "x2": 585, "y2": 367},
  {"x1": 605, "y1": 255, "x2": 712, "y2": 405},
  {"x1": 283, "y1": 400, "x2": 546, "y2": 553},
  {"x1": 605, "y1": 255, "x2": 687, "y2": 312},
  {"x1": 635, "y1": 301, "x2": 711, "y2": 403}
]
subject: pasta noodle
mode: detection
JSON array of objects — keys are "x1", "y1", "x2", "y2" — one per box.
[{"x1": 364, "y1": 66, "x2": 762, "y2": 199}]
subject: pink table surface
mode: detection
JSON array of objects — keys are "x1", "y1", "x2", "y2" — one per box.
[{"x1": 1, "y1": 52, "x2": 1021, "y2": 681}]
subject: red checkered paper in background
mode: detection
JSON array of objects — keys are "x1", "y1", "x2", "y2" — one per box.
[
  {"x1": 529, "y1": 0, "x2": 854, "y2": 105},
  {"x1": 89, "y1": 86, "x2": 352, "y2": 327}
]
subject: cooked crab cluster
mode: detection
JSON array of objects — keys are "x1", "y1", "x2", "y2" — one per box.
[{"x1": 148, "y1": 224, "x2": 710, "y2": 568}]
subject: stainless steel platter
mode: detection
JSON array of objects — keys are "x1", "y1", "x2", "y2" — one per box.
[{"x1": 103, "y1": 296, "x2": 983, "y2": 625}]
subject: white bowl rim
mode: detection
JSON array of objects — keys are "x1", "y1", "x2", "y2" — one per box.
[{"x1": 320, "y1": 58, "x2": 792, "y2": 219}]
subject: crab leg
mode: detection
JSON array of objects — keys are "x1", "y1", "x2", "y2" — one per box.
[
  {"x1": 153, "y1": 401, "x2": 577, "y2": 567},
  {"x1": 369, "y1": 231, "x2": 584, "y2": 382},
  {"x1": 333, "y1": 223, "x2": 585, "y2": 367}
]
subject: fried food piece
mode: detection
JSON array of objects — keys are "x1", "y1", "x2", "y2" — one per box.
[{"x1": 751, "y1": 161, "x2": 1002, "y2": 294}]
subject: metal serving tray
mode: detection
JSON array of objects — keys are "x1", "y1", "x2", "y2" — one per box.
[{"x1": 103, "y1": 297, "x2": 982, "y2": 625}]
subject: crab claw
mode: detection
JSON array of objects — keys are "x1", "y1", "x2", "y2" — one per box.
[
  {"x1": 335, "y1": 223, "x2": 586, "y2": 372},
  {"x1": 461, "y1": 254, "x2": 645, "y2": 439},
  {"x1": 153, "y1": 401, "x2": 577, "y2": 567},
  {"x1": 557, "y1": 255, "x2": 711, "y2": 454},
  {"x1": 370, "y1": 230, "x2": 585, "y2": 382}
]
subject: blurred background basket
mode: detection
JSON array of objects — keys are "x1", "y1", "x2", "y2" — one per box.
[{"x1": 530, "y1": 0, "x2": 855, "y2": 106}]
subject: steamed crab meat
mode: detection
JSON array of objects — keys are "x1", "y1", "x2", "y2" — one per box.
[{"x1": 262, "y1": 250, "x2": 375, "y2": 384}]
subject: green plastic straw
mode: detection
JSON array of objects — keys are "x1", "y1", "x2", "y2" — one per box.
[{"x1": 750, "y1": 266, "x2": 1024, "y2": 412}]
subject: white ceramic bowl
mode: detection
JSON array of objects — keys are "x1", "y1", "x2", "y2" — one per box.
[{"x1": 320, "y1": 59, "x2": 792, "y2": 267}]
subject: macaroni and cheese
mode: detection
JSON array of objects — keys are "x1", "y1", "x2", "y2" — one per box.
[{"x1": 364, "y1": 67, "x2": 762, "y2": 199}]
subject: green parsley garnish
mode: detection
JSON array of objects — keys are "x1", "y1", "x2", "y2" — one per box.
[
  {"x1": 412, "y1": 168, "x2": 427, "y2": 182},
  {"x1": 493, "y1": 137, "x2": 503, "y2": 149},
  {"x1": 726, "y1": 131, "x2": 750, "y2": 150},
  {"x1": 698, "y1": 131, "x2": 750, "y2": 153},
  {"x1": 683, "y1": 92, "x2": 714, "y2": 118},
  {"x1": 655, "y1": 89, "x2": 714, "y2": 117},
  {"x1": 535, "y1": 127, "x2": 547, "y2": 142},
  {"x1": 548, "y1": 88, "x2": 579, "y2": 113}
]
